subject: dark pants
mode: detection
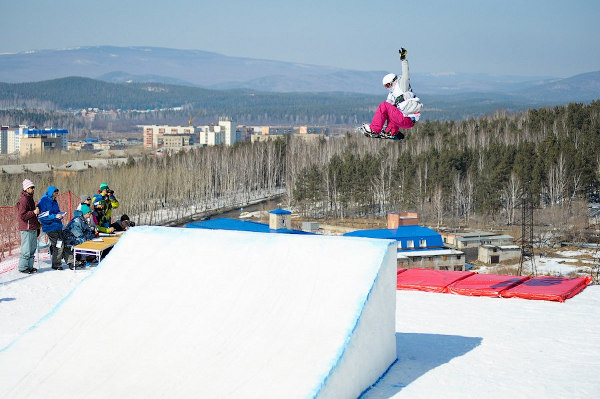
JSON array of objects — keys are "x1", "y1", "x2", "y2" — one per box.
[{"x1": 47, "y1": 230, "x2": 73, "y2": 268}]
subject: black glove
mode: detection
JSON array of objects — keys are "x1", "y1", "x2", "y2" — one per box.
[{"x1": 399, "y1": 48, "x2": 407, "y2": 61}]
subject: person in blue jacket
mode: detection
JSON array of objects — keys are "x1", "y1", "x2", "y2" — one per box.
[
  {"x1": 64, "y1": 204, "x2": 97, "y2": 269},
  {"x1": 38, "y1": 186, "x2": 72, "y2": 270},
  {"x1": 64, "y1": 204, "x2": 96, "y2": 246}
]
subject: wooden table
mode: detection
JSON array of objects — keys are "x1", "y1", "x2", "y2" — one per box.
[{"x1": 72, "y1": 236, "x2": 121, "y2": 268}]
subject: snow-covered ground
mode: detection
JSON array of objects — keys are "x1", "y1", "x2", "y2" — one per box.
[
  {"x1": 1, "y1": 232, "x2": 599, "y2": 398},
  {"x1": 364, "y1": 288, "x2": 600, "y2": 399},
  {"x1": 478, "y1": 248, "x2": 599, "y2": 277},
  {"x1": 0, "y1": 227, "x2": 397, "y2": 398}
]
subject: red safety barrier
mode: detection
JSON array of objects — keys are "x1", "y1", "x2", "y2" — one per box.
[
  {"x1": 396, "y1": 268, "x2": 592, "y2": 302},
  {"x1": 446, "y1": 274, "x2": 531, "y2": 297},
  {"x1": 0, "y1": 191, "x2": 79, "y2": 274},
  {"x1": 501, "y1": 276, "x2": 593, "y2": 302},
  {"x1": 1, "y1": 206, "x2": 20, "y2": 261},
  {"x1": 396, "y1": 268, "x2": 475, "y2": 293}
]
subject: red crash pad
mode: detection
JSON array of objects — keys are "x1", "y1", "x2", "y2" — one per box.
[
  {"x1": 501, "y1": 276, "x2": 592, "y2": 302},
  {"x1": 396, "y1": 268, "x2": 475, "y2": 293},
  {"x1": 447, "y1": 274, "x2": 531, "y2": 297}
]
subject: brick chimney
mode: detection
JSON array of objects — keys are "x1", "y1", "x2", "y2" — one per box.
[{"x1": 388, "y1": 212, "x2": 419, "y2": 228}]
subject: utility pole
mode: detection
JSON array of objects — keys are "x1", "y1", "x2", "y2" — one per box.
[
  {"x1": 518, "y1": 188, "x2": 537, "y2": 276},
  {"x1": 592, "y1": 246, "x2": 600, "y2": 285}
]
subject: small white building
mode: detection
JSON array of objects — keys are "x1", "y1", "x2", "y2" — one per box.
[
  {"x1": 301, "y1": 221, "x2": 320, "y2": 233},
  {"x1": 478, "y1": 245, "x2": 522, "y2": 264},
  {"x1": 456, "y1": 234, "x2": 514, "y2": 249},
  {"x1": 441, "y1": 231, "x2": 515, "y2": 249}
]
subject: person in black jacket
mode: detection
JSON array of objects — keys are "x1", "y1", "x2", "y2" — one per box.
[{"x1": 110, "y1": 214, "x2": 135, "y2": 232}]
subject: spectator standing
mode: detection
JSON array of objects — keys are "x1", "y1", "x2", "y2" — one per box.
[
  {"x1": 92, "y1": 199, "x2": 114, "y2": 234},
  {"x1": 92, "y1": 183, "x2": 119, "y2": 233},
  {"x1": 38, "y1": 186, "x2": 72, "y2": 270},
  {"x1": 16, "y1": 179, "x2": 41, "y2": 274}
]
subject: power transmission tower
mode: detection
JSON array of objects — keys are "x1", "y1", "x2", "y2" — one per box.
[
  {"x1": 592, "y1": 246, "x2": 600, "y2": 285},
  {"x1": 518, "y1": 190, "x2": 537, "y2": 276}
]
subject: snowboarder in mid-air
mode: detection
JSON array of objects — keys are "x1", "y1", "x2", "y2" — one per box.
[{"x1": 359, "y1": 48, "x2": 424, "y2": 140}]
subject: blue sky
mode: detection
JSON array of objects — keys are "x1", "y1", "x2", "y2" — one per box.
[{"x1": 1, "y1": 0, "x2": 599, "y2": 77}]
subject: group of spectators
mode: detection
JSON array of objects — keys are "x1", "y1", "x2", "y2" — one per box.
[{"x1": 16, "y1": 179, "x2": 134, "y2": 274}]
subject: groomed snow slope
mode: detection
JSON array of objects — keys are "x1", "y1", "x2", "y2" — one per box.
[{"x1": 0, "y1": 226, "x2": 397, "y2": 399}]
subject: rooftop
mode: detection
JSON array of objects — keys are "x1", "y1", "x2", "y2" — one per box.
[
  {"x1": 185, "y1": 217, "x2": 312, "y2": 235},
  {"x1": 397, "y1": 248, "x2": 464, "y2": 258},
  {"x1": 456, "y1": 234, "x2": 514, "y2": 242},
  {"x1": 344, "y1": 225, "x2": 443, "y2": 240}
]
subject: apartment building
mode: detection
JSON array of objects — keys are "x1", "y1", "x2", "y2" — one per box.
[
  {"x1": 0, "y1": 126, "x2": 69, "y2": 155},
  {"x1": 142, "y1": 125, "x2": 196, "y2": 150}
]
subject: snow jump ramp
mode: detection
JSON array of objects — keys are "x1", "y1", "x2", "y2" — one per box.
[{"x1": 0, "y1": 226, "x2": 397, "y2": 398}]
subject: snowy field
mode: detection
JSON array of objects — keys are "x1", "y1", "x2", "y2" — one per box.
[
  {"x1": 478, "y1": 248, "x2": 599, "y2": 277},
  {"x1": 1, "y1": 232, "x2": 599, "y2": 398},
  {"x1": 0, "y1": 227, "x2": 397, "y2": 398},
  {"x1": 364, "y1": 288, "x2": 600, "y2": 399}
]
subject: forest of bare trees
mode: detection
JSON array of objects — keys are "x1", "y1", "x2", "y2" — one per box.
[
  {"x1": 1, "y1": 141, "x2": 286, "y2": 225},
  {"x1": 1, "y1": 101, "x2": 599, "y2": 231}
]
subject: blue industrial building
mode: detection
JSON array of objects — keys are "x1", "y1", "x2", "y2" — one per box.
[
  {"x1": 186, "y1": 209, "x2": 313, "y2": 235},
  {"x1": 344, "y1": 224, "x2": 465, "y2": 270},
  {"x1": 25, "y1": 128, "x2": 69, "y2": 150},
  {"x1": 186, "y1": 218, "x2": 313, "y2": 235},
  {"x1": 344, "y1": 225, "x2": 444, "y2": 251}
]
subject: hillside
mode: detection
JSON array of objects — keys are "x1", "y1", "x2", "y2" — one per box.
[
  {"x1": 0, "y1": 46, "x2": 598, "y2": 102},
  {"x1": 1, "y1": 76, "x2": 596, "y2": 124}
]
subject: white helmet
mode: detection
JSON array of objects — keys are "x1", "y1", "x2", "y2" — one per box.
[{"x1": 382, "y1": 73, "x2": 397, "y2": 87}]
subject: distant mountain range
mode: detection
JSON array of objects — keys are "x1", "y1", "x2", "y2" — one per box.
[{"x1": 0, "y1": 46, "x2": 598, "y2": 103}]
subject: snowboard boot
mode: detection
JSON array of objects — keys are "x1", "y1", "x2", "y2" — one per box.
[{"x1": 360, "y1": 123, "x2": 380, "y2": 138}]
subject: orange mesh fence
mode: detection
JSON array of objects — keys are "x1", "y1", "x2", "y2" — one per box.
[
  {"x1": 0, "y1": 191, "x2": 79, "y2": 274},
  {"x1": 0, "y1": 206, "x2": 20, "y2": 261}
]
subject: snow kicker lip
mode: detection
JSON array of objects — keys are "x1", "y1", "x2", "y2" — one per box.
[{"x1": 0, "y1": 226, "x2": 397, "y2": 398}]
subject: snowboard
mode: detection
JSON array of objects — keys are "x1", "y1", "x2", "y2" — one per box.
[{"x1": 359, "y1": 126, "x2": 405, "y2": 140}]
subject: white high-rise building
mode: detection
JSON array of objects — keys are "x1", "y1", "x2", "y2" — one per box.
[{"x1": 197, "y1": 118, "x2": 238, "y2": 147}]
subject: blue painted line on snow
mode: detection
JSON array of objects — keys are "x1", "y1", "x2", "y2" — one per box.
[
  {"x1": 0, "y1": 263, "x2": 105, "y2": 354},
  {"x1": 357, "y1": 358, "x2": 399, "y2": 398},
  {"x1": 308, "y1": 241, "x2": 396, "y2": 398}
]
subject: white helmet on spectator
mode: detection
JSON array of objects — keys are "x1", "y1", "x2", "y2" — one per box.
[{"x1": 382, "y1": 73, "x2": 397, "y2": 88}]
